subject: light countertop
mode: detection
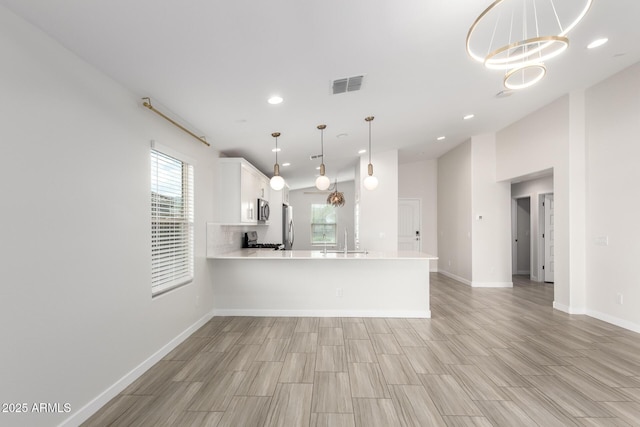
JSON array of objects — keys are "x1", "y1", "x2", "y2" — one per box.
[{"x1": 210, "y1": 249, "x2": 438, "y2": 260}]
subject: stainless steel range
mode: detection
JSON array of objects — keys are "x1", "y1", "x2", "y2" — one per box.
[{"x1": 242, "y1": 231, "x2": 283, "y2": 250}]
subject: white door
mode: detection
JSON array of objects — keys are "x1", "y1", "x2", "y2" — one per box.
[
  {"x1": 398, "y1": 199, "x2": 421, "y2": 251},
  {"x1": 516, "y1": 197, "x2": 531, "y2": 275},
  {"x1": 544, "y1": 194, "x2": 555, "y2": 283}
]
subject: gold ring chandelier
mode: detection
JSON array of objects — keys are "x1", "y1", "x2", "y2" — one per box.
[{"x1": 466, "y1": 0, "x2": 593, "y2": 89}]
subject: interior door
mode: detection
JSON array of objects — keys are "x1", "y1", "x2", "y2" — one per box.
[
  {"x1": 516, "y1": 197, "x2": 531, "y2": 275},
  {"x1": 398, "y1": 199, "x2": 421, "y2": 251},
  {"x1": 544, "y1": 194, "x2": 555, "y2": 283}
]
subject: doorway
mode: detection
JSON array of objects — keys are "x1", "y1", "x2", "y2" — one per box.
[
  {"x1": 541, "y1": 193, "x2": 555, "y2": 283},
  {"x1": 512, "y1": 196, "x2": 531, "y2": 276},
  {"x1": 398, "y1": 198, "x2": 421, "y2": 251}
]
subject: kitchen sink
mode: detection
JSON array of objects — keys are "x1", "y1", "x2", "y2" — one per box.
[{"x1": 317, "y1": 250, "x2": 368, "y2": 254}]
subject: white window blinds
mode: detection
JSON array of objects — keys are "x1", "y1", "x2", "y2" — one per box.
[
  {"x1": 151, "y1": 149, "x2": 194, "y2": 296},
  {"x1": 310, "y1": 204, "x2": 336, "y2": 245}
]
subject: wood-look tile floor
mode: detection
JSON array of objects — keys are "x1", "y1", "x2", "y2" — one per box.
[{"x1": 83, "y1": 274, "x2": 640, "y2": 426}]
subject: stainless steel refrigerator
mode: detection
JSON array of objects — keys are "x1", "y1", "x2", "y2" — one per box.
[{"x1": 283, "y1": 204, "x2": 294, "y2": 249}]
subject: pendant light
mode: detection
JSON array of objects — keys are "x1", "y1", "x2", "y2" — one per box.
[
  {"x1": 363, "y1": 116, "x2": 378, "y2": 190},
  {"x1": 270, "y1": 132, "x2": 285, "y2": 190},
  {"x1": 327, "y1": 179, "x2": 345, "y2": 207},
  {"x1": 466, "y1": 0, "x2": 593, "y2": 90},
  {"x1": 315, "y1": 124, "x2": 331, "y2": 191}
]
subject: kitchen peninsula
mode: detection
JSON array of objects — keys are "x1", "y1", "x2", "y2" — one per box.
[{"x1": 208, "y1": 249, "x2": 436, "y2": 318}]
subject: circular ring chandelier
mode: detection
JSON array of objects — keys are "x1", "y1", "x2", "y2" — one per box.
[
  {"x1": 504, "y1": 63, "x2": 547, "y2": 90},
  {"x1": 484, "y1": 35, "x2": 568, "y2": 70},
  {"x1": 466, "y1": 0, "x2": 593, "y2": 89}
]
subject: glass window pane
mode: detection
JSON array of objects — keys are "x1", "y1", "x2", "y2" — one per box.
[{"x1": 310, "y1": 204, "x2": 337, "y2": 244}]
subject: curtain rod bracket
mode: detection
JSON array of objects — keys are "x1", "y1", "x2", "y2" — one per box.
[{"x1": 141, "y1": 97, "x2": 210, "y2": 147}]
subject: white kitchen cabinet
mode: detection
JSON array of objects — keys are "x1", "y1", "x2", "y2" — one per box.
[{"x1": 216, "y1": 158, "x2": 270, "y2": 224}]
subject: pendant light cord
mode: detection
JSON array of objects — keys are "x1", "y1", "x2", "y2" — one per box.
[
  {"x1": 368, "y1": 120, "x2": 372, "y2": 164},
  {"x1": 365, "y1": 116, "x2": 374, "y2": 165},
  {"x1": 320, "y1": 128, "x2": 324, "y2": 167}
]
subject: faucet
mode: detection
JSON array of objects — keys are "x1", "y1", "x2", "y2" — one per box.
[{"x1": 344, "y1": 228, "x2": 348, "y2": 255}]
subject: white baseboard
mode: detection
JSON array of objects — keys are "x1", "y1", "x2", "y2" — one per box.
[
  {"x1": 552, "y1": 301, "x2": 586, "y2": 314},
  {"x1": 438, "y1": 270, "x2": 472, "y2": 286},
  {"x1": 471, "y1": 281, "x2": 513, "y2": 288},
  {"x1": 212, "y1": 309, "x2": 431, "y2": 319},
  {"x1": 585, "y1": 309, "x2": 640, "y2": 334},
  {"x1": 553, "y1": 303, "x2": 640, "y2": 334},
  {"x1": 60, "y1": 310, "x2": 215, "y2": 427}
]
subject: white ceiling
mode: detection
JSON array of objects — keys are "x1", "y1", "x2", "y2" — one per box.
[{"x1": 3, "y1": 0, "x2": 640, "y2": 188}]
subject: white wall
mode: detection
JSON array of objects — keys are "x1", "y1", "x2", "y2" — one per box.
[
  {"x1": 358, "y1": 150, "x2": 399, "y2": 251},
  {"x1": 288, "y1": 181, "x2": 356, "y2": 250},
  {"x1": 585, "y1": 62, "x2": 640, "y2": 332},
  {"x1": 0, "y1": 7, "x2": 217, "y2": 426},
  {"x1": 496, "y1": 96, "x2": 576, "y2": 311},
  {"x1": 398, "y1": 159, "x2": 438, "y2": 270},
  {"x1": 470, "y1": 134, "x2": 512, "y2": 287},
  {"x1": 437, "y1": 141, "x2": 472, "y2": 283},
  {"x1": 511, "y1": 175, "x2": 554, "y2": 281}
]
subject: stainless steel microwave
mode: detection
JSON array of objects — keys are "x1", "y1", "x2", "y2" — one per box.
[{"x1": 257, "y1": 198, "x2": 270, "y2": 221}]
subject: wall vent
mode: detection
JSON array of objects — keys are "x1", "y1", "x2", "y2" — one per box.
[{"x1": 332, "y1": 75, "x2": 364, "y2": 94}]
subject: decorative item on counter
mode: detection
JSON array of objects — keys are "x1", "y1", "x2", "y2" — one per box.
[
  {"x1": 270, "y1": 132, "x2": 285, "y2": 190},
  {"x1": 363, "y1": 116, "x2": 378, "y2": 190},
  {"x1": 327, "y1": 179, "x2": 345, "y2": 207},
  {"x1": 315, "y1": 124, "x2": 331, "y2": 191}
]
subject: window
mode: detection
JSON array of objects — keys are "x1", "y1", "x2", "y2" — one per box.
[
  {"x1": 151, "y1": 149, "x2": 194, "y2": 296},
  {"x1": 311, "y1": 204, "x2": 336, "y2": 245}
]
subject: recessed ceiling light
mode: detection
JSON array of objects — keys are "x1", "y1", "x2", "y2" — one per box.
[
  {"x1": 272, "y1": 148, "x2": 281, "y2": 152},
  {"x1": 268, "y1": 96, "x2": 283, "y2": 105},
  {"x1": 315, "y1": 166, "x2": 321, "y2": 170},
  {"x1": 587, "y1": 38, "x2": 608, "y2": 49},
  {"x1": 463, "y1": 114, "x2": 475, "y2": 120},
  {"x1": 282, "y1": 162, "x2": 291, "y2": 167},
  {"x1": 358, "y1": 149, "x2": 367, "y2": 154},
  {"x1": 437, "y1": 136, "x2": 446, "y2": 141}
]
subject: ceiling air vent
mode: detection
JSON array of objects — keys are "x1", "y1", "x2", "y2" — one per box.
[{"x1": 332, "y1": 75, "x2": 364, "y2": 94}]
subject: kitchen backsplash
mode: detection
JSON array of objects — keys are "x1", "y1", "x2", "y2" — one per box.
[{"x1": 206, "y1": 223, "x2": 268, "y2": 256}]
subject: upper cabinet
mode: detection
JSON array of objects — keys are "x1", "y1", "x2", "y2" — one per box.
[{"x1": 216, "y1": 158, "x2": 270, "y2": 224}]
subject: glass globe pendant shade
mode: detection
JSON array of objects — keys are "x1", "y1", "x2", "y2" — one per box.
[
  {"x1": 316, "y1": 174, "x2": 330, "y2": 191},
  {"x1": 364, "y1": 173, "x2": 378, "y2": 191},
  {"x1": 270, "y1": 174, "x2": 285, "y2": 190}
]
